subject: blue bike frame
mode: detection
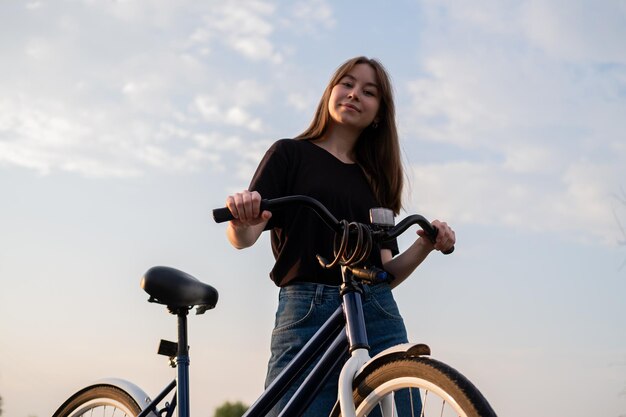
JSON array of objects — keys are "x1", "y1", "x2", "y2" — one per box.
[{"x1": 137, "y1": 276, "x2": 370, "y2": 417}]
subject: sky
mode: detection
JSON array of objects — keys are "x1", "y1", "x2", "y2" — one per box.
[{"x1": 1, "y1": 1, "x2": 625, "y2": 416}]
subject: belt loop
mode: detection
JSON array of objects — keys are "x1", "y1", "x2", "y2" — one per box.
[
  {"x1": 314, "y1": 284, "x2": 324, "y2": 305},
  {"x1": 362, "y1": 283, "x2": 371, "y2": 300}
]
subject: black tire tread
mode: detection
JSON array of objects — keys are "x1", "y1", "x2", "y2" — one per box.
[
  {"x1": 52, "y1": 385, "x2": 141, "y2": 417},
  {"x1": 347, "y1": 357, "x2": 497, "y2": 417}
]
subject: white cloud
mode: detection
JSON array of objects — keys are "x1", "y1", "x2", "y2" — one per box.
[
  {"x1": 287, "y1": 92, "x2": 317, "y2": 112},
  {"x1": 25, "y1": 37, "x2": 53, "y2": 60},
  {"x1": 230, "y1": 79, "x2": 271, "y2": 107},
  {"x1": 133, "y1": 142, "x2": 220, "y2": 172},
  {"x1": 290, "y1": 0, "x2": 335, "y2": 33},
  {"x1": 402, "y1": 1, "x2": 626, "y2": 244},
  {"x1": 26, "y1": 1, "x2": 42, "y2": 10},
  {"x1": 225, "y1": 107, "x2": 260, "y2": 130},
  {"x1": 194, "y1": 96, "x2": 221, "y2": 120},
  {"x1": 0, "y1": 97, "x2": 90, "y2": 173},
  {"x1": 501, "y1": 143, "x2": 556, "y2": 174},
  {"x1": 82, "y1": 0, "x2": 187, "y2": 27},
  {"x1": 192, "y1": 79, "x2": 269, "y2": 132},
  {"x1": 521, "y1": 0, "x2": 626, "y2": 63},
  {"x1": 407, "y1": 160, "x2": 623, "y2": 245},
  {"x1": 0, "y1": 2, "x2": 284, "y2": 180},
  {"x1": 194, "y1": 96, "x2": 264, "y2": 132},
  {"x1": 0, "y1": 94, "x2": 230, "y2": 177},
  {"x1": 406, "y1": 65, "x2": 499, "y2": 147},
  {"x1": 420, "y1": 0, "x2": 626, "y2": 66},
  {"x1": 193, "y1": 133, "x2": 243, "y2": 151},
  {"x1": 2, "y1": 0, "x2": 624, "y2": 245},
  {"x1": 121, "y1": 74, "x2": 169, "y2": 111},
  {"x1": 197, "y1": 0, "x2": 283, "y2": 63},
  {"x1": 191, "y1": 132, "x2": 271, "y2": 182}
]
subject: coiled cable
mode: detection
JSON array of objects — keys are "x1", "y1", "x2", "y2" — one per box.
[{"x1": 317, "y1": 221, "x2": 372, "y2": 269}]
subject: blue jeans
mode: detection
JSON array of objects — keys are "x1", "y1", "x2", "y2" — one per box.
[{"x1": 264, "y1": 282, "x2": 413, "y2": 417}]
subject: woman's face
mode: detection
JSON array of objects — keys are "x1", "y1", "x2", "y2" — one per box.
[{"x1": 328, "y1": 63, "x2": 381, "y2": 132}]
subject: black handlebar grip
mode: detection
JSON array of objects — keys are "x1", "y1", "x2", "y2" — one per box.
[
  {"x1": 212, "y1": 200, "x2": 272, "y2": 223},
  {"x1": 430, "y1": 225, "x2": 455, "y2": 255},
  {"x1": 212, "y1": 207, "x2": 235, "y2": 223}
]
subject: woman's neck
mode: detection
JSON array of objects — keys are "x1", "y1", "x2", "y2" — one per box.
[{"x1": 314, "y1": 125, "x2": 361, "y2": 164}]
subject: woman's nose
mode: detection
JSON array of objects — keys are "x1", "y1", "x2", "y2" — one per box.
[{"x1": 347, "y1": 88, "x2": 359, "y2": 100}]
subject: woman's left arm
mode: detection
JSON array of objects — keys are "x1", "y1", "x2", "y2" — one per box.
[{"x1": 382, "y1": 220, "x2": 456, "y2": 288}]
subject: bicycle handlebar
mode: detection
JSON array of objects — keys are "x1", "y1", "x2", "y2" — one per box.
[
  {"x1": 213, "y1": 195, "x2": 343, "y2": 233},
  {"x1": 212, "y1": 195, "x2": 454, "y2": 254}
]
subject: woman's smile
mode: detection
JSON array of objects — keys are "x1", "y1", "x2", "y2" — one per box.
[{"x1": 342, "y1": 103, "x2": 360, "y2": 112}]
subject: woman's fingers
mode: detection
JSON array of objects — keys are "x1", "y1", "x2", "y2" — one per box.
[
  {"x1": 226, "y1": 190, "x2": 263, "y2": 224},
  {"x1": 432, "y1": 220, "x2": 456, "y2": 252},
  {"x1": 418, "y1": 220, "x2": 456, "y2": 253}
]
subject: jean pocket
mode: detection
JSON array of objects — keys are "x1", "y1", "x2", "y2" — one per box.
[
  {"x1": 368, "y1": 291, "x2": 403, "y2": 321},
  {"x1": 272, "y1": 295, "x2": 316, "y2": 334}
]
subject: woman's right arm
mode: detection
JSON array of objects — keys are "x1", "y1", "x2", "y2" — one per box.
[{"x1": 225, "y1": 190, "x2": 272, "y2": 249}]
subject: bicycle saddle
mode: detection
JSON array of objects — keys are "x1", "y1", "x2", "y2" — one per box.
[{"x1": 141, "y1": 266, "x2": 219, "y2": 314}]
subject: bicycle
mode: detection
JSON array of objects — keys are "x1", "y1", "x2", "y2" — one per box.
[{"x1": 52, "y1": 195, "x2": 497, "y2": 417}]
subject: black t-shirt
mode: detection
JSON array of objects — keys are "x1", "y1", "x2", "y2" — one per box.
[{"x1": 249, "y1": 138, "x2": 398, "y2": 286}]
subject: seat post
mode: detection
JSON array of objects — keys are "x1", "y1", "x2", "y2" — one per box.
[{"x1": 175, "y1": 308, "x2": 191, "y2": 416}]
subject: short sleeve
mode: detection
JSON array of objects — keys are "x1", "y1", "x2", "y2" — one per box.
[
  {"x1": 248, "y1": 139, "x2": 292, "y2": 229},
  {"x1": 381, "y1": 238, "x2": 399, "y2": 257}
]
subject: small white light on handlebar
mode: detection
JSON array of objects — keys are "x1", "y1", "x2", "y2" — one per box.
[{"x1": 369, "y1": 208, "x2": 394, "y2": 227}]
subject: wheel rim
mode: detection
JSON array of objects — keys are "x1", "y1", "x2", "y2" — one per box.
[
  {"x1": 356, "y1": 376, "x2": 470, "y2": 417},
  {"x1": 67, "y1": 398, "x2": 137, "y2": 417}
]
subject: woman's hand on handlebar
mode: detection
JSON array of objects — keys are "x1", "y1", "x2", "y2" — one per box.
[
  {"x1": 224, "y1": 190, "x2": 272, "y2": 250},
  {"x1": 225, "y1": 190, "x2": 272, "y2": 228},
  {"x1": 383, "y1": 219, "x2": 456, "y2": 287},
  {"x1": 417, "y1": 220, "x2": 456, "y2": 254}
]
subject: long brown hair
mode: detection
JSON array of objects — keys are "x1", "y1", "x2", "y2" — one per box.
[{"x1": 295, "y1": 56, "x2": 404, "y2": 214}]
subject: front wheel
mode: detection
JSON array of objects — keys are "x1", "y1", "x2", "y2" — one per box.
[
  {"x1": 53, "y1": 385, "x2": 141, "y2": 417},
  {"x1": 344, "y1": 357, "x2": 497, "y2": 417}
]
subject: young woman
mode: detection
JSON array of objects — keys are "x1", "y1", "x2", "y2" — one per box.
[{"x1": 224, "y1": 56, "x2": 456, "y2": 416}]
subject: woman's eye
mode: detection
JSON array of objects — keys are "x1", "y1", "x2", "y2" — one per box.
[{"x1": 364, "y1": 90, "x2": 376, "y2": 97}]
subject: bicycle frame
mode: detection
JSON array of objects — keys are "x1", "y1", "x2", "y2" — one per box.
[
  {"x1": 134, "y1": 195, "x2": 449, "y2": 417},
  {"x1": 137, "y1": 269, "x2": 374, "y2": 417},
  {"x1": 55, "y1": 196, "x2": 480, "y2": 417}
]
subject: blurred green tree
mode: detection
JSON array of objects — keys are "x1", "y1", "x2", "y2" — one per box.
[{"x1": 213, "y1": 400, "x2": 248, "y2": 417}]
